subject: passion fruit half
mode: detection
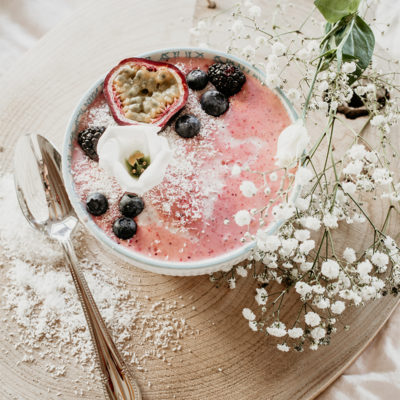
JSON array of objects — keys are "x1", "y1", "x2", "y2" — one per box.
[{"x1": 104, "y1": 58, "x2": 189, "y2": 127}]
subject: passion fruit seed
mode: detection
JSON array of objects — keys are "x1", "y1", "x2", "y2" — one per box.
[{"x1": 126, "y1": 150, "x2": 150, "y2": 178}]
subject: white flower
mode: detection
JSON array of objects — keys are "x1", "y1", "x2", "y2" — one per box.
[
  {"x1": 314, "y1": 296, "x2": 330, "y2": 309},
  {"x1": 240, "y1": 180, "x2": 257, "y2": 197},
  {"x1": 294, "y1": 229, "x2": 310, "y2": 242},
  {"x1": 280, "y1": 238, "x2": 298, "y2": 257},
  {"x1": 236, "y1": 266, "x2": 248, "y2": 278},
  {"x1": 343, "y1": 160, "x2": 364, "y2": 176},
  {"x1": 266, "y1": 321, "x2": 287, "y2": 337},
  {"x1": 272, "y1": 203, "x2": 295, "y2": 221},
  {"x1": 299, "y1": 240, "x2": 315, "y2": 255},
  {"x1": 231, "y1": 20, "x2": 245, "y2": 35},
  {"x1": 300, "y1": 262, "x2": 313, "y2": 272},
  {"x1": 342, "y1": 62, "x2": 357, "y2": 74},
  {"x1": 295, "y1": 281, "x2": 312, "y2": 298},
  {"x1": 231, "y1": 164, "x2": 241, "y2": 176},
  {"x1": 295, "y1": 167, "x2": 313, "y2": 186},
  {"x1": 318, "y1": 80, "x2": 329, "y2": 92},
  {"x1": 310, "y1": 343, "x2": 319, "y2": 351},
  {"x1": 265, "y1": 73, "x2": 281, "y2": 88},
  {"x1": 249, "y1": 320, "x2": 258, "y2": 331},
  {"x1": 228, "y1": 277, "x2": 236, "y2": 289},
  {"x1": 275, "y1": 120, "x2": 310, "y2": 168},
  {"x1": 372, "y1": 168, "x2": 392, "y2": 185},
  {"x1": 295, "y1": 196, "x2": 311, "y2": 211},
  {"x1": 288, "y1": 327, "x2": 303, "y2": 338},
  {"x1": 234, "y1": 210, "x2": 251, "y2": 226},
  {"x1": 321, "y1": 259, "x2": 340, "y2": 280},
  {"x1": 348, "y1": 144, "x2": 367, "y2": 160},
  {"x1": 97, "y1": 125, "x2": 171, "y2": 195},
  {"x1": 323, "y1": 214, "x2": 338, "y2": 229},
  {"x1": 257, "y1": 232, "x2": 280, "y2": 252},
  {"x1": 370, "y1": 114, "x2": 386, "y2": 127},
  {"x1": 277, "y1": 343, "x2": 290, "y2": 352},
  {"x1": 248, "y1": 5, "x2": 262, "y2": 18},
  {"x1": 311, "y1": 327, "x2": 326, "y2": 340},
  {"x1": 331, "y1": 301, "x2": 345, "y2": 314},
  {"x1": 300, "y1": 216, "x2": 321, "y2": 231},
  {"x1": 242, "y1": 308, "x2": 256, "y2": 321},
  {"x1": 305, "y1": 311, "x2": 321, "y2": 327},
  {"x1": 357, "y1": 260, "x2": 373, "y2": 276},
  {"x1": 312, "y1": 284, "x2": 325, "y2": 294},
  {"x1": 272, "y1": 41, "x2": 286, "y2": 56},
  {"x1": 342, "y1": 181, "x2": 356, "y2": 195},
  {"x1": 371, "y1": 252, "x2": 389, "y2": 271},
  {"x1": 343, "y1": 247, "x2": 356, "y2": 263},
  {"x1": 255, "y1": 288, "x2": 268, "y2": 305}
]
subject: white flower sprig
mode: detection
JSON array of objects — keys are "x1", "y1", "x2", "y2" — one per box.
[{"x1": 196, "y1": 0, "x2": 400, "y2": 352}]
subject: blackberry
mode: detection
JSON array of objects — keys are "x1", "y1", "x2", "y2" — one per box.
[
  {"x1": 77, "y1": 126, "x2": 106, "y2": 160},
  {"x1": 207, "y1": 63, "x2": 246, "y2": 97}
]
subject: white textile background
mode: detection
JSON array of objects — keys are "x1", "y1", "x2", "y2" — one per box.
[{"x1": 0, "y1": 0, "x2": 399, "y2": 399}]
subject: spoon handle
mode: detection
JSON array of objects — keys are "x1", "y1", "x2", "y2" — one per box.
[{"x1": 60, "y1": 238, "x2": 142, "y2": 400}]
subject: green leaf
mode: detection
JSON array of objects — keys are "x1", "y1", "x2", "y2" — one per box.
[
  {"x1": 335, "y1": 15, "x2": 375, "y2": 82},
  {"x1": 314, "y1": 0, "x2": 361, "y2": 23}
]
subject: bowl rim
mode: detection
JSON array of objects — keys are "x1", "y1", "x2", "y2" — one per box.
[{"x1": 62, "y1": 46, "x2": 298, "y2": 272}]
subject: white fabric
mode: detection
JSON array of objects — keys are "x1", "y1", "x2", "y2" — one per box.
[{"x1": 0, "y1": 1, "x2": 399, "y2": 399}]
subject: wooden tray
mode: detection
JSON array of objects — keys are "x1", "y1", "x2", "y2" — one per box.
[{"x1": 0, "y1": 0, "x2": 398, "y2": 399}]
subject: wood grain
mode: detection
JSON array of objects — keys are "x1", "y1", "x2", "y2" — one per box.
[{"x1": 0, "y1": 0, "x2": 398, "y2": 399}]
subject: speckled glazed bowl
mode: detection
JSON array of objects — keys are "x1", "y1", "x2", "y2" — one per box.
[{"x1": 62, "y1": 47, "x2": 297, "y2": 276}]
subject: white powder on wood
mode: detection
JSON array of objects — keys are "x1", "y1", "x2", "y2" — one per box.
[{"x1": 0, "y1": 173, "x2": 194, "y2": 389}]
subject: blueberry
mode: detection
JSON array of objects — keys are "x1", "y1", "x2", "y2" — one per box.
[
  {"x1": 119, "y1": 193, "x2": 145, "y2": 217},
  {"x1": 186, "y1": 69, "x2": 208, "y2": 90},
  {"x1": 113, "y1": 217, "x2": 137, "y2": 240},
  {"x1": 175, "y1": 114, "x2": 201, "y2": 138},
  {"x1": 86, "y1": 193, "x2": 108, "y2": 216},
  {"x1": 200, "y1": 90, "x2": 229, "y2": 117}
]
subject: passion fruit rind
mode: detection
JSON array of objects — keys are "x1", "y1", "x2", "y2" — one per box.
[{"x1": 104, "y1": 58, "x2": 189, "y2": 127}]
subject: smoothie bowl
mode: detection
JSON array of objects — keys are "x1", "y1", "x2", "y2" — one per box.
[{"x1": 62, "y1": 48, "x2": 297, "y2": 276}]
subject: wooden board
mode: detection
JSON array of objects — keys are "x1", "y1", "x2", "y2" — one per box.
[{"x1": 0, "y1": 0, "x2": 398, "y2": 399}]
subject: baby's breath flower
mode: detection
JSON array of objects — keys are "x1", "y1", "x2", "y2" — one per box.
[
  {"x1": 294, "y1": 229, "x2": 310, "y2": 242},
  {"x1": 311, "y1": 326, "x2": 326, "y2": 340},
  {"x1": 249, "y1": 320, "x2": 258, "y2": 331},
  {"x1": 295, "y1": 281, "x2": 312, "y2": 298},
  {"x1": 300, "y1": 216, "x2": 321, "y2": 231},
  {"x1": 321, "y1": 259, "x2": 340, "y2": 280},
  {"x1": 323, "y1": 214, "x2": 338, "y2": 229},
  {"x1": 248, "y1": 5, "x2": 262, "y2": 18},
  {"x1": 371, "y1": 252, "x2": 389, "y2": 271},
  {"x1": 288, "y1": 327, "x2": 303, "y2": 338},
  {"x1": 266, "y1": 321, "x2": 287, "y2": 337},
  {"x1": 277, "y1": 343, "x2": 290, "y2": 352},
  {"x1": 305, "y1": 311, "x2": 321, "y2": 327},
  {"x1": 231, "y1": 20, "x2": 245, "y2": 35},
  {"x1": 357, "y1": 260, "x2": 373, "y2": 277},
  {"x1": 342, "y1": 61, "x2": 357, "y2": 74},
  {"x1": 299, "y1": 239, "x2": 315, "y2": 255},
  {"x1": 242, "y1": 308, "x2": 256, "y2": 321},
  {"x1": 331, "y1": 300, "x2": 346, "y2": 314},
  {"x1": 255, "y1": 288, "x2": 268, "y2": 305},
  {"x1": 343, "y1": 247, "x2": 356, "y2": 263},
  {"x1": 236, "y1": 266, "x2": 248, "y2": 278}
]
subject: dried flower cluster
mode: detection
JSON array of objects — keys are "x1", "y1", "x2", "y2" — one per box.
[{"x1": 194, "y1": 0, "x2": 400, "y2": 352}]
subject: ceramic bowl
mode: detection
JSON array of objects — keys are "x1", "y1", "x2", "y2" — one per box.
[{"x1": 62, "y1": 47, "x2": 297, "y2": 276}]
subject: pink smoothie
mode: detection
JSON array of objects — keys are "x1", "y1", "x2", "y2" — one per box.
[{"x1": 71, "y1": 57, "x2": 291, "y2": 262}]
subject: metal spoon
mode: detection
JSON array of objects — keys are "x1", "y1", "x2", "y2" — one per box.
[{"x1": 14, "y1": 133, "x2": 142, "y2": 400}]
